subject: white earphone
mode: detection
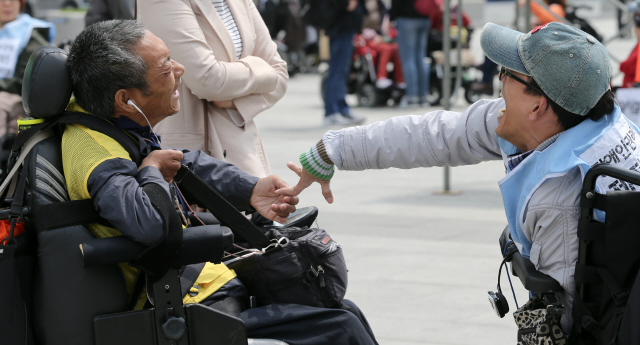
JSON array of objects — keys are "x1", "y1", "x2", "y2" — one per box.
[{"x1": 127, "y1": 99, "x2": 162, "y2": 147}]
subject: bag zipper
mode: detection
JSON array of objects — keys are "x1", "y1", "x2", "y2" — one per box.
[
  {"x1": 302, "y1": 232, "x2": 334, "y2": 306},
  {"x1": 318, "y1": 265, "x2": 325, "y2": 288}
]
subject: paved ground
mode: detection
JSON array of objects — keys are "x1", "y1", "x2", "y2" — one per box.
[{"x1": 253, "y1": 14, "x2": 635, "y2": 343}]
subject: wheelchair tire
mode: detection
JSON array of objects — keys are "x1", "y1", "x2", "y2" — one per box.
[
  {"x1": 464, "y1": 85, "x2": 481, "y2": 105},
  {"x1": 320, "y1": 71, "x2": 327, "y2": 103},
  {"x1": 357, "y1": 83, "x2": 378, "y2": 107},
  {"x1": 426, "y1": 84, "x2": 441, "y2": 106}
]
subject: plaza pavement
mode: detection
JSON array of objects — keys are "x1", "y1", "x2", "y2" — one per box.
[{"x1": 253, "y1": 14, "x2": 635, "y2": 343}]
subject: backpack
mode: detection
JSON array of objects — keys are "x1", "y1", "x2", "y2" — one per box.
[{"x1": 300, "y1": 0, "x2": 346, "y2": 31}]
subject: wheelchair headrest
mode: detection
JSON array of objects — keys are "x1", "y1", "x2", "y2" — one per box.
[{"x1": 22, "y1": 46, "x2": 72, "y2": 120}]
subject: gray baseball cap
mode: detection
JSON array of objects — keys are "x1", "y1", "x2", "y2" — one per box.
[{"x1": 480, "y1": 22, "x2": 611, "y2": 116}]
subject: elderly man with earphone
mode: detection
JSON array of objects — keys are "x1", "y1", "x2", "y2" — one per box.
[{"x1": 62, "y1": 19, "x2": 379, "y2": 345}]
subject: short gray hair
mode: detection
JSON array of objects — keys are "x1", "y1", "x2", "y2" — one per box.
[{"x1": 67, "y1": 20, "x2": 150, "y2": 119}]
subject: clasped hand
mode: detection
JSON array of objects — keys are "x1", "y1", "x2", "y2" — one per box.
[
  {"x1": 250, "y1": 175, "x2": 300, "y2": 223},
  {"x1": 275, "y1": 162, "x2": 334, "y2": 204},
  {"x1": 140, "y1": 150, "x2": 299, "y2": 222}
]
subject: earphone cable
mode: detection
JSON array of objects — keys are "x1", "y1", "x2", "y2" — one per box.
[{"x1": 499, "y1": 240, "x2": 519, "y2": 309}]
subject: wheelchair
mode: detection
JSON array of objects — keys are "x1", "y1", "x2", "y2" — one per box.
[
  {"x1": 1, "y1": 47, "x2": 289, "y2": 345},
  {"x1": 503, "y1": 164, "x2": 640, "y2": 344}
]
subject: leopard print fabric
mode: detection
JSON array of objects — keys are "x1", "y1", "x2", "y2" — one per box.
[{"x1": 514, "y1": 295, "x2": 567, "y2": 345}]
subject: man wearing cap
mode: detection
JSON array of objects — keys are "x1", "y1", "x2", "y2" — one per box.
[{"x1": 280, "y1": 21, "x2": 629, "y2": 334}]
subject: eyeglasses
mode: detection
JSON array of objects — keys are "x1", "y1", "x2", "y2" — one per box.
[{"x1": 499, "y1": 66, "x2": 545, "y2": 95}]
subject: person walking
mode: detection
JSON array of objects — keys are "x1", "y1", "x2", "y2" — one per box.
[
  {"x1": 390, "y1": 0, "x2": 435, "y2": 107},
  {"x1": 322, "y1": 0, "x2": 366, "y2": 126},
  {"x1": 0, "y1": 0, "x2": 53, "y2": 138}
]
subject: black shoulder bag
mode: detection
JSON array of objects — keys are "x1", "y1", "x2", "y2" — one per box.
[{"x1": 174, "y1": 165, "x2": 348, "y2": 308}]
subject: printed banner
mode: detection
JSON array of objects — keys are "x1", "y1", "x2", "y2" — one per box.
[
  {"x1": 616, "y1": 88, "x2": 640, "y2": 127},
  {"x1": 580, "y1": 116, "x2": 640, "y2": 192},
  {"x1": 0, "y1": 38, "x2": 20, "y2": 78}
]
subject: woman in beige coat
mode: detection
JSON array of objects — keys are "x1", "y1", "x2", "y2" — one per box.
[{"x1": 137, "y1": 0, "x2": 288, "y2": 178}]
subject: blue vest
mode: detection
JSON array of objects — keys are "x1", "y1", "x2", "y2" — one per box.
[
  {"x1": 498, "y1": 105, "x2": 640, "y2": 258},
  {"x1": 0, "y1": 14, "x2": 55, "y2": 78}
]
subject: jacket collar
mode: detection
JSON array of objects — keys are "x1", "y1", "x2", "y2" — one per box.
[{"x1": 195, "y1": 0, "x2": 249, "y2": 60}]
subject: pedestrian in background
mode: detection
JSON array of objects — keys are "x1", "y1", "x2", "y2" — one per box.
[
  {"x1": 138, "y1": 0, "x2": 288, "y2": 178},
  {"x1": 322, "y1": 0, "x2": 366, "y2": 127},
  {"x1": 390, "y1": 0, "x2": 435, "y2": 107},
  {"x1": 619, "y1": 0, "x2": 640, "y2": 88},
  {"x1": 0, "y1": 0, "x2": 53, "y2": 138}
]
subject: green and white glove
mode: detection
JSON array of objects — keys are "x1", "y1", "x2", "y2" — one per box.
[{"x1": 299, "y1": 140, "x2": 335, "y2": 180}]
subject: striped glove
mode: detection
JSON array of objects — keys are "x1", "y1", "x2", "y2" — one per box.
[{"x1": 299, "y1": 140, "x2": 335, "y2": 180}]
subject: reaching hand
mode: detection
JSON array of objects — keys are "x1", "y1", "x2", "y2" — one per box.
[
  {"x1": 250, "y1": 175, "x2": 300, "y2": 223},
  {"x1": 276, "y1": 162, "x2": 334, "y2": 204},
  {"x1": 139, "y1": 149, "x2": 183, "y2": 183}
]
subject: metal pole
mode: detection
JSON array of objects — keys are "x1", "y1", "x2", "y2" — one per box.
[
  {"x1": 514, "y1": 0, "x2": 521, "y2": 32},
  {"x1": 443, "y1": 0, "x2": 451, "y2": 111},
  {"x1": 524, "y1": 0, "x2": 531, "y2": 31},
  {"x1": 453, "y1": 0, "x2": 463, "y2": 102},
  {"x1": 442, "y1": 0, "x2": 452, "y2": 192}
]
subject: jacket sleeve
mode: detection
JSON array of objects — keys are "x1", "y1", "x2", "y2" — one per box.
[
  {"x1": 180, "y1": 150, "x2": 260, "y2": 211},
  {"x1": 0, "y1": 29, "x2": 48, "y2": 95},
  {"x1": 323, "y1": 98, "x2": 505, "y2": 171},
  {"x1": 521, "y1": 168, "x2": 581, "y2": 332},
  {"x1": 230, "y1": 0, "x2": 288, "y2": 124},
  {"x1": 87, "y1": 158, "x2": 170, "y2": 246},
  {"x1": 138, "y1": 0, "x2": 279, "y2": 102}
]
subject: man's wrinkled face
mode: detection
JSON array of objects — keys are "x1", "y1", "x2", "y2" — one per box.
[{"x1": 129, "y1": 30, "x2": 184, "y2": 127}]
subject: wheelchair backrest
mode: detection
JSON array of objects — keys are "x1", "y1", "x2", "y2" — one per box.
[{"x1": 18, "y1": 47, "x2": 128, "y2": 345}]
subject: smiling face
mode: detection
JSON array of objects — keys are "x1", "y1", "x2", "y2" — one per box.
[
  {"x1": 0, "y1": 0, "x2": 20, "y2": 27},
  {"x1": 496, "y1": 68, "x2": 539, "y2": 151},
  {"x1": 128, "y1": 30, "x2": 184, "y2": 127}
]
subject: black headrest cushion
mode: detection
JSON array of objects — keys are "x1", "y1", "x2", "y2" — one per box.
[{"x1": 22, "y1": 46, "x2": 72, "y2": 120}]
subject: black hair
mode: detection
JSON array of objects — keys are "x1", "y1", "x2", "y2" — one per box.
[
  {"x1": 67, "y1": 20, "x2": 149, "y2": 119},
  {"x1": 523, "y1": 77, "x2": 616, "y2": 130}
]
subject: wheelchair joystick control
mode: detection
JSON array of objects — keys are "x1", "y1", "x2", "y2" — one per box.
[{"x1": 162, "y1": 316, "x2": 187, "y2": 341}]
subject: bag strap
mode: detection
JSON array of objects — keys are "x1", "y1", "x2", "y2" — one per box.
[
  {"x1": 0, "y1": 130, "x2": 52, "y2": 201},
  {"x1": 1, "y1": 171, "x2": 28, "y2": 245},
  {"x1": 174, "y1": 165, "x2": 271, "y2": 249},
  {"x1": 203, "y1": 100, "x2": 211, "y2": 155},
  {"x1": 4, "y1": 111, "x2": 141, "y2": 197},
  {"x1": 31, "y1": 199, "x2": 109, "y2": 231},
  {"x1": 56, "y1": 112, "x2": 142, "y2": 166},
  {"x1": 180, "y1": 262, "x2": 206, "y2": 297},
  {"x1": 127, "y1": 271, "x2": 147, "y2": 311}
]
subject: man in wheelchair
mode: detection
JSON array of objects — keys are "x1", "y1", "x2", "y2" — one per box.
[
  {"x1": 282, "y1": 22, "x2": 640, "y2": 344},
  {"x1": 1, "y1": 19, "x2": 378, "y2": 345}
]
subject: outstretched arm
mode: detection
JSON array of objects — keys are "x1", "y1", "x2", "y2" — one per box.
[{"x1": 279, "y1": 98, "x2": 505, "y2": 202}]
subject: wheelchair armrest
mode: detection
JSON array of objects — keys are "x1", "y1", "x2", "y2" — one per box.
[
  {"x1": 190, "y1": 212, "x2": 220, "y2": 226},
  {"x1": 80, "y1": 225, "x2": 234, "y2": 267},
  {"x1": 510, "y1": 251, "x2": 563, "y2": 294}
]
